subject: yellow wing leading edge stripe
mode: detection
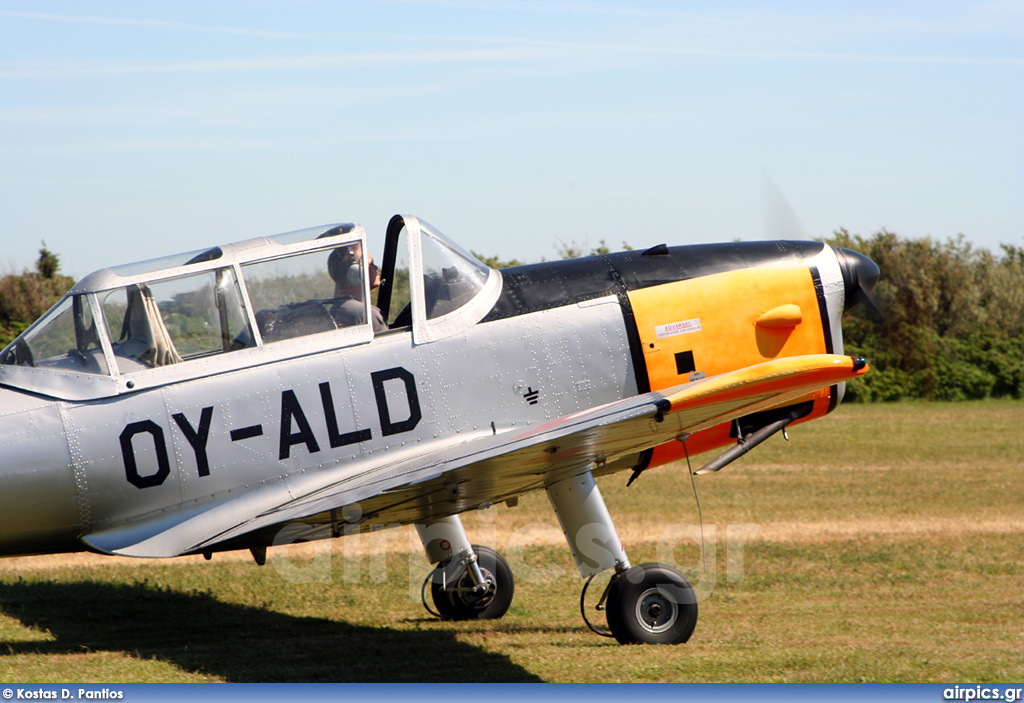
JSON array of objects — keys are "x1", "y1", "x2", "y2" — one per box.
[{"x1": 657, "y1": 353, "x2": 866, "y2": 413}]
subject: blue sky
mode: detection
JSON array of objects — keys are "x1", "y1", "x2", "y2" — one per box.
[{"x1": 1, "y1": 1, "x2": 1021, "y2": 279}]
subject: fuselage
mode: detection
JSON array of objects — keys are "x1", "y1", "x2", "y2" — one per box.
[{"x1": 0, "y1": 219, "x2": 876, "y2": 558}]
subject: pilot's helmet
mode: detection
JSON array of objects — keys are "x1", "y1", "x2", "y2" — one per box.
[{"x1": 328, "y1": 245, "x2": 361, "y2": 287}]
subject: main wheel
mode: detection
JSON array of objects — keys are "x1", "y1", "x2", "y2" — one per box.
[
  {"x1": 430, "y1": 545, "x2": 514, "y2": 621},
  {"x1": 605, "y1": 563, "x2": 698, "y2": 644}
]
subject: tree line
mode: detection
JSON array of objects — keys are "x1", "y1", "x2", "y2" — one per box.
[
  {"x1": 2, "y1": 233, "x2": 1021, "y2": 401},
  {"x1": 826, "y1": 230, "x2": 1023, "y2": 401}
]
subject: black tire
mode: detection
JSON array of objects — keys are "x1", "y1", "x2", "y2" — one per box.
[
  {"x1": 605, "y1": 563, "x2": 698, "y2": 645},
  {"x1": 430, "y1": 545, "x2": 514, "y2": 621}
]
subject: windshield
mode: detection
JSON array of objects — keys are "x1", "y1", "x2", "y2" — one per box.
[
  {"x1": 419, "y1": 221, "x2": 491, "y2": 320},
  {"x1": 381, "y1": 218, "x2": 491, "y2": 328}
]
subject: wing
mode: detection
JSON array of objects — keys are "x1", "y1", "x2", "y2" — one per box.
[{"x1": 82, "y1": 354, "x2": 866, "y2": 558}]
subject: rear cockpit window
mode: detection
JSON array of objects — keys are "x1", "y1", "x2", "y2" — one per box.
[
  {"x1": 101, "y1": 268, "x2": 250, "y2": 373},
  {"x1": 109, "y1": 247, "x2": 223, "y2": 278}
]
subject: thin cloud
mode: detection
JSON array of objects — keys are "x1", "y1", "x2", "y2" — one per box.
[
  {"x1": 0, "y1": 9, "x2": 321, "y2": 39},
  {"x1": 3, "y1": 39, "x2": 1019, "y2": 82},
  {"x1": 362, "y1": 0, "x2": 1024, "y2": 36},
  {"x1": 0, "y1": 45, "x2": 576, "y2": 80},
  {"x1": 652, "y1": 46, "x2": 1024, "y2": 66}
]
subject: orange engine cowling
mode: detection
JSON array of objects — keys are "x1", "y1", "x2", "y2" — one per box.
[{"x1": 626, "y1": 259, "x2": 837, "y2": 468}]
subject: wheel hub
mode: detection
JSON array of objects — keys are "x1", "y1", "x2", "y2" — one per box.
[
  {"x1": 455, "y1": 569, "x2": 496, "y2": 606},
  {"x1": 635, "y1": 587, "x2": 678, "y2": 634}
]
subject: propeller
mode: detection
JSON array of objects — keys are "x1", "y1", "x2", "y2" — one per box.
[
  {"x1": 760, "y1": 172, "x2": 811, "y2": 242},
  {"x1": 833, "y1": 246, "x2": 882, "y2": 316},
  {"x1": 759, "y1": 172, "x2": 882, "y2": 316}
]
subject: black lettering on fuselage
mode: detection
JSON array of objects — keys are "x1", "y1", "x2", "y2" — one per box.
[
  {"x1": 231, "y1": 425, "x2": 263, "y2": 441},
  {"x1": 172, "y1": 406, "x2": 214, "y2": 477},
  {"x1": 119, "y1": 368, "x2": 422, "y2": 487},
  {"x1": 279, "y1": 389, "x2": 321, "y2": 460},
  {"x1": 371, "y1": 367, "x2": 422, "y2": 436},
  {"x1": 319, "y1": 382, "x2": 372, "y2": 447},
  {"x1": 121, "y1": 420, "x2": 171, "y2": 489}
]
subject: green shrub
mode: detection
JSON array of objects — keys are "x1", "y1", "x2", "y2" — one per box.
[{"x1": 831, "y1": 231, "x2": 1024, "y2": 402}]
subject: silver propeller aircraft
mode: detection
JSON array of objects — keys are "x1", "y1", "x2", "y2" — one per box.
[{"x1": 0, "y1": 214, "x2": 878, "y2": 644}]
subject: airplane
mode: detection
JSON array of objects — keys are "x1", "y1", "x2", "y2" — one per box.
[{"x1": 0, "y1": 214, "x2": 878, "y2": 645}]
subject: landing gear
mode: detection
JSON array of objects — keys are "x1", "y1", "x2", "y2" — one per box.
[
  {"x1": 416, "y1": 469, "x2": 700, "y2": 643},
  {"x1": 417, "y1": 515, "x2": 514, "y2": 621},
  {"x1": 429, "y1": 544, "x2": 514, "y2": 620},
  {"x1": 548, "y1": 468, "x2": 700, "y2": 645},
  {"x1": 604, "y1": 563, "x2": 697, "y2": 644}
]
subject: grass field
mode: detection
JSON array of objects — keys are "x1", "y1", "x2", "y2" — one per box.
[{"x1": 1, "y1": 400, "x2": 1021, "y2": 682}]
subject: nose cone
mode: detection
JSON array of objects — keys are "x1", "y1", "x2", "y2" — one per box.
[{"x1": 833, "y1": 247, "x2": 880, "y2": 312}]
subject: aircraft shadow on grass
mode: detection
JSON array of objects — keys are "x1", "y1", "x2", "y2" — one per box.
[{"x1": 0, "y1": 579, "x2": 542, "y2": 682}]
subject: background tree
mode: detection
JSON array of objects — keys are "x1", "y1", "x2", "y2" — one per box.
[
  {"x1": 554, "y1": 239, "x2": 633, "y2": 259},
  {"x1": 0, "y1": 243, "x2": 75, "y2": 347},
  {"x1": 36, "y1": 242, "x2": 60, "y2": 279},
  {"x1": 829, "y1": 230, "x2": 1024, "y2": 401},
  {"x1": 471, "y1": 252, "x2": 525, "y2": 269}
]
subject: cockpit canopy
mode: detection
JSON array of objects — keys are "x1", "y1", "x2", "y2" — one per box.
[{"x1": 0, "y1": 216, "x2": 499, "y2": 400}]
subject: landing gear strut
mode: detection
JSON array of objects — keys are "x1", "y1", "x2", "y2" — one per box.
[{"x1": 548, "y1": 468, "x2": 699, "y2": 645}]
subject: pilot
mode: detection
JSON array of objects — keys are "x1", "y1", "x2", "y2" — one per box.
[{"x1": 327, "y1": 244, "x2": 387, "y2": 332}]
